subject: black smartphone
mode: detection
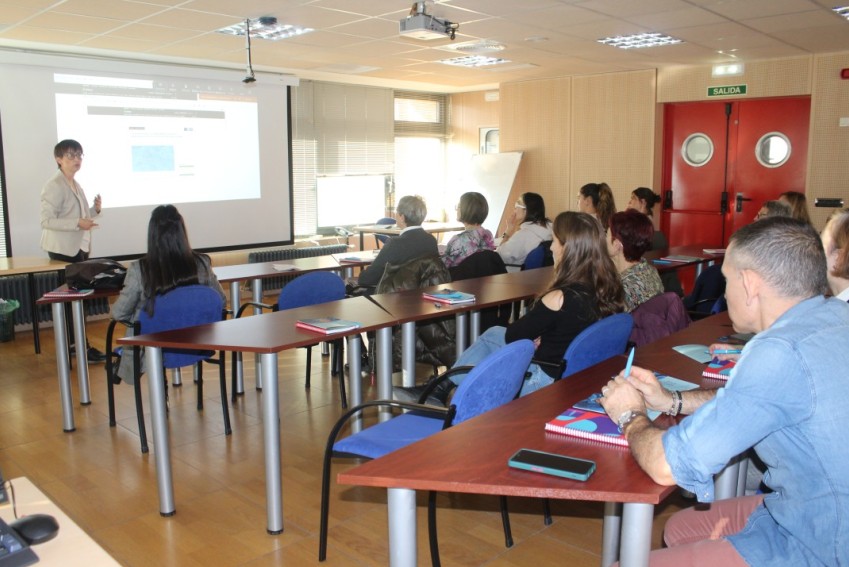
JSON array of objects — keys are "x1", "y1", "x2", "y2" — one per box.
[{"x1": 508, "y1": 449, "x2": 596, "y2": 481}]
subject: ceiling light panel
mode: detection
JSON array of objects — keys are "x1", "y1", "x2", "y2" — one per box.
[
  {"x1": 834, "y1": 6, "x2": 849, "y2": 21},
  {"x1": 216, "y1": 17, "x2": 314, "y2": 41},
  {"x1": 438, "y1": 39, "x2": 506, "y2": 54},
  {"x1": 597, "y1": 32, "x2": 684, "y2": 49},
  {"x1": 439, "y1": 55, "x2": 511, "y2": 67}
]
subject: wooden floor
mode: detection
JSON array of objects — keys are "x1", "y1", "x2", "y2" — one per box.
[{"x1": 0, "y1": 319, "x2": 689, "y2": 566}]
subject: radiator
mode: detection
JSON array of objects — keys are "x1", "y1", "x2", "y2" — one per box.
[
  {"x1": 0, "y1": 272, "x2": 111, "y2": 326},
  {"x1": 248, "y1": 244, "x2": 349, "y2": 293}
]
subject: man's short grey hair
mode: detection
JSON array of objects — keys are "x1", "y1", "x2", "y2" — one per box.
[
  {"x1": 760, "y1": 200, "x2": 792, "y2": 219},
  {"x1": 396, "y1": 195, "x2": 427, "y2": 226},
  {"x1": 729, "y1": 216, "x2": 828, "y2": 298}
]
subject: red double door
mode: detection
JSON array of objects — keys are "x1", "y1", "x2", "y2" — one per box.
[{"x1": 661, "y1": 97, "x2": 810, "y2": 247}]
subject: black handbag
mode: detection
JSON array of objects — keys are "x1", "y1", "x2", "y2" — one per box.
[{"x1": 65, "y1": 259, "x2": 127, "y2": 290}]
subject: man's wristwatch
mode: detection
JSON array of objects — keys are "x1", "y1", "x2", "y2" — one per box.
[{"x1": 617, "y1": 409, "x2": 646, "y2": 434}]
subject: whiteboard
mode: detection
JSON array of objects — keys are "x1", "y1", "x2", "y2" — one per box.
[{"x1": 450, "y1": 152, "x2": 522, "y2": 236}]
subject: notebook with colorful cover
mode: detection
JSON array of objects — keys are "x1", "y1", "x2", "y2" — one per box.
[
  {"x1": 295, "y1": 317, "x2": 361, "y2": 334},
  {"x1": 570, "y1": 375, "x2": 700, "y2": 421},
  {"x1": 422, "y1": 288, "x2": 476, "y2": 304},
  {"x1": 545, "y1": 408, "x2": 628, "y2": 446},
  {"x1": 702, "y1": 357, "x2": 736, "y2": 380}
]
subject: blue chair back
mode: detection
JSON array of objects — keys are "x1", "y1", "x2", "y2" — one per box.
[
  {"x1": 277, "y1": 271, "x2": 345, "y2": 311},
  {"x1": 561, "y1": 313, "x2": 633, "y2": 378},
  {"x1": 375, "y1": 217, "x2": 395, "y2": 247},
  {"x1": 450, "y1": 339, "x2": 535, "y2": 424},
  {"x1": 137, "y1": 285, "x2": 225, "y2": 369},
  {"x1": 522, "y1": 240, "x2": 553, "y2": 270}
]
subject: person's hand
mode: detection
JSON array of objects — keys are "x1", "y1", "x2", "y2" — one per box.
[
  {"x1": 622, "y1": 367, "x2": 669, "y2": 412},
  {"x1": 532, "y1": 336, "x2": 541, "y2": 349},
  {"x1": 708, "y1": 342, "x2": 742, "y2": 361},
  {"x1": 599, "y1": 372, "x2": 646, "y2": 424},
  {"x1": 78, "y1": 218, "x2": 97, "y2": 230},
  {"x1": 93, "y1": 194, "x2": 102, "y2": 214}
]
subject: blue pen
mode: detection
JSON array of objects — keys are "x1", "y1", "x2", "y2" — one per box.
[
  {"x1": 711, "y1": 349, "x2": 742, "y2": 355},
  {"x1": 624, "y1": 346, "x2": 635, "y2": 378}
]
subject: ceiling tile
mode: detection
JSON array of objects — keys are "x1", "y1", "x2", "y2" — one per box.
[
  {"x1": 138, "y1": 8, "x2": 240, "y2": 31},
  {"x1": 53, "y1": 0, "x2": 165, "y2": 21}
]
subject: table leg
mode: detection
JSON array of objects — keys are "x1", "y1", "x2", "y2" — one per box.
[
  {"x1": 260, "y1": 352, "x2": 283, "y2": 534},
  {"x1": 252, "y1": 278, "x2": 263, "y2": 390},
  {"x1": 470, "y1": 310, "x2": 480, "y2": 343},
  {"x1": 388, "y1": 488, "x2": 417, "y2": 567},
  {"x1": 714, "y1": 459, "x2": 741, "y2": 500},
  {"x1": 601, "y1": 502, "x2": 622, "y2": 566},
  {"x1": 359, "y1": 231, "x2": 365, "y2": 251},
  {"x1": 401, "y1": 321, "x2": 415, "y2": 388},
  {"x1": 70, "y1": 299, "x2": 91, "y2": 405},
  {"x1": 620, "y1": 502, "x2": 653, "y2": 567},
  {"x1": 455, "y1": 312, "x2": 468, "y2": 359},
  {"x1": 51, "y1": 302, "x2": 75, "y2": 432},
  {"x1": 146, "y1": 346, "x2": 175, "y2": 516},
  {"x1": 346, "y1": 336, "x2": 363, "y2": 433},
  {"x1": 28, "y1": 273, "x2": 40, "y2": 354},
  {"x1": 375, "y1": 326, "x2": 393, "y2": 422},
  {"x1": 229, "y1": 281, "x2": 244, "y2": 395},
  {"x1": 736, "y1": 456, "x2": 749, "y2": 497}
]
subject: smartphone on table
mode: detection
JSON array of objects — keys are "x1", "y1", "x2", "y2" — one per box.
[{"x1": 508, "y1": 449, "x2": 596, "y2": 481}]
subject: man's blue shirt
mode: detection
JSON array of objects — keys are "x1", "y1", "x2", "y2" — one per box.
[{"x1": 664, "y1": 296, "x2": 849, "y2": 566}]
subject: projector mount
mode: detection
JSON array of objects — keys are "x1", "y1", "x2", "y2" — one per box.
[{"x1": 400, "y1": 1, "x2": 458, "y2": 41}]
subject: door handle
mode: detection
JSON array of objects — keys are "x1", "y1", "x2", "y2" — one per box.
[
  {"x1": 735, "y1": 194, "x2": 752, "y2": 213},
  {"x1": 663, "y1": 190, "x2": 673, "y2": 210}
]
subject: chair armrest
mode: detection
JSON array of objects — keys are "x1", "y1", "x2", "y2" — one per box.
[
  {"x1": 530, "y1": 357, "x2": 566, "y2": 380},
  {"x1": 235, "y1": 301, "x2": 274, "y2": 318},
  {"x1": 415, "y1": 365, "x2": 473, "y2": 404}
]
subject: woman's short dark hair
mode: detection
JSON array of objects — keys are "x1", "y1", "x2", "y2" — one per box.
[
  {"x1": 521, "y1": 192, "x2": 549, "y2": 228},
  {"x1": 609, "y1": 210, "x2": 654, "y2": 262},
  {"x1": 632, "y1": 187, "x2": 661, "y2": 217},
  {"x1": 139, "y1": 204, "x2": 204, "y2": 314},
  {"x1": 457, "y1": 192, "x2": 488, "y2": 225},
  {"x1": 54, "y1": 139, "x2": 83, "y2": 167}
]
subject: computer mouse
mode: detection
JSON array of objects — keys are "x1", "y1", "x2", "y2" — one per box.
[{"x1": 9, "y1": 513, "x2": 59, "y2": 545}]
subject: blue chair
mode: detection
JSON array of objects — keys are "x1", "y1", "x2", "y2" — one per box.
[
  {"x1": 105, "y1": 285, "x2": 230, "y2": 454},
  {"x1": 234, "y1": 271, "x2": 348, "y2": 406},
  {"x1": 318, "y1": 339, "x2": 535, "y2": 564},
  {"x1": 521, "y1": 240, "x2": 553, "y2": 270},
  {"x1": 374, "y1": 216, "x2": 395, "y2": 248}
]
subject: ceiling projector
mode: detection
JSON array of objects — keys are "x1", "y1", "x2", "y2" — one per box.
[{"x1": 399, "y1": 2, "x2": 457, "y2": 40}]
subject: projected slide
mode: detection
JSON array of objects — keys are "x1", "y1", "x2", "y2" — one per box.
[{"x1": 54, "y1": 74, "x2": 261, "y2": 208}]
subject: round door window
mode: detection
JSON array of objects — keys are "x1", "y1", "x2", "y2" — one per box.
[
  {"x1": 755, "y1": 132, "x2": 791, "y2": 168},
  {"x1": 681, "y1": 133, "x2": 714, "y2": 167}
]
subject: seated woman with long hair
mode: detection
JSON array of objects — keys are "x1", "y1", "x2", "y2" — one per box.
[
  {"x1": 396, "y1": 211, "x2": 624, "y2": 402},
  {"x1": 110, "y1": 204, "x2": 226, "y2": 382},
  {"x1": 577, "y1": 182, "x2": 617, "y2": 231},
  {"x1": 779, "y1": 190, "x2": 812, "y2": 224},
  {"x1": 608, "y1": 210, "x2": 664, "y2": 312},
  {"x1": 497, "y1": 192, "x2": 552, "y2": 270},
  {"x1": 442, "y1": 191, "x2": 495, "y2": 268}
]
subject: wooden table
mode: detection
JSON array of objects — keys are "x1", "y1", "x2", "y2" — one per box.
[
  {"x1": 0, "y1": 256, "x2": 68, "y2": 354},
  {"x1": 119, "y1": 296, "x2": 399, "y2": 533},
  {"x1": 0, "y1": 477, "x2": 120, "y2": 566},
  {"x1": 644, "y1": 244, "x2": 724, "y2": 277},
  {"x1": 338, "y1": 313, "x2": 738, "y2": 567},
  {"x1": 352, "y1": 222, "x2": 464, "y2": 250}
]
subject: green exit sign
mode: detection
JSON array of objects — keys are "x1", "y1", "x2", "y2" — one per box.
[{"x1": 708, "y1": 84, "x2": 747, "y2": 97}]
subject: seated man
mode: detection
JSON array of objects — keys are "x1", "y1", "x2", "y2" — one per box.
[
  {"x1": 601, "y1": 217, "x2": 849, "y2": 566},
  {"x1": 352, "y1": 195, "x2": 438, "y2": 289}
]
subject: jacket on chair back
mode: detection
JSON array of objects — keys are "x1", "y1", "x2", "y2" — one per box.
[{"x1": 377, "y1": 254, "x2": 457, "y2": 369}]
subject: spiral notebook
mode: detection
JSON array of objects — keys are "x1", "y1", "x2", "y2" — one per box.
[
  {"x1": 702, "y1": 357, "x2": 736, "y2": 380},
  {"x1": 545, "y1": 408, "x2": 628, "y2": 447}
]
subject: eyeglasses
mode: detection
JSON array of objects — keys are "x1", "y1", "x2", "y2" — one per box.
[
  {"x1": 514, "y1": 202, "x2": 526, "y2": 210},
  {"x1": 64, "y1": 152, "x2": 84, "y2": 160}
]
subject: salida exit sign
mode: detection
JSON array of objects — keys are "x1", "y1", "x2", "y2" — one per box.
[{"x1": 707, "y1": 84, "x2": 747, "y2": 97}]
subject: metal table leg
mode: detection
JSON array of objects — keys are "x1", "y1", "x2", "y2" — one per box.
[
  {"x1": 51, "y1": 302, "x2": 75, "y2": 432},
  {"x1": 146, "y1": 346, "x2": 175, "y2": 516},
  {"x1": 229, "y1": 281, "x2": 244, "y2": 394},
  {"x1": 470, "y1": 310, "x2": 481, "y2": 343},
  {"x1": 375, "y1": 326, "x2": 393, "y2": 422},
  {"x1": 388, "y1": 488, "x2": 417, "y2": 567},
  {"x1": 346, "y1": 336, "x2": 363, "y2": 433},
  {"x1": 455, "y1": 311, "x2": 468, "y2": 359},
  {"x1": 620, "y1": 502, "x2": 653, "y2": 567},
  {"x1": 252, "y1": 278, "x2": 263, "y2": 390},
  {"x1": 714, "y1": 459, "x2": 741, "y2": 500},
  {"x1": 601, "y1": 502, "x2": 622, "y2": 566},
  {"x1": 260, "y1": 352, "x2": 283, "y2": 534},
  {"x1": 401, "y1": 321, "x2": 416, "y2": 387},
  {"x1": 70, "y1": 299, "x2": 91, "y2": 405}
]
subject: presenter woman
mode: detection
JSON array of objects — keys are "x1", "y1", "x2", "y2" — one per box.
[
  {"x1": 40, "y1": 139, "x2": 105, "y2": 361},
  {"x1": 111, "y1": 205, "x2": 225, "y2": 383}
]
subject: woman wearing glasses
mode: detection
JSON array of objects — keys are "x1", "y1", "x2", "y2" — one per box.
[
  {"x1": 497, "y1": 192, "x2": 552, "y2": 270},
  {"x1": 40, "y1": 139, "x2": 102, "y2": 263}
]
